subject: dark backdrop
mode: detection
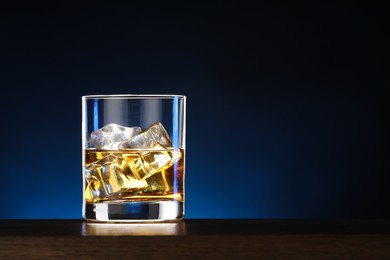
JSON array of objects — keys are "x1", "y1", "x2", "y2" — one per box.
[{"x1": 0, "y1": 2, "x2": 388, "y2": 218}]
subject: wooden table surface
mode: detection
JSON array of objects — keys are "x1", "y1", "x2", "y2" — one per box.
[{"x1": 1, "y1": 219, "x2": 389, "y2": 258}]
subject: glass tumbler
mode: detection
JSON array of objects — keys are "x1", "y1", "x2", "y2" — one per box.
[{"x1": 82, "y1": 95, "x2": 186, "y2": 222}]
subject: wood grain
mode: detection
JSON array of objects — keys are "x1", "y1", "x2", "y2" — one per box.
[{"x1": 1, "y1": 219, "x2": 390, "y2": 258}]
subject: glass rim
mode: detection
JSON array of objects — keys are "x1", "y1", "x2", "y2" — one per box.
[{"x1": 82, "y1": 94, "x2": 186, "y2": 100}]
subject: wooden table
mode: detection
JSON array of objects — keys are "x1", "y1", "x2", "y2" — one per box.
[{"x1": 1, "y1": 219, "x2": 389, "y2": 258}]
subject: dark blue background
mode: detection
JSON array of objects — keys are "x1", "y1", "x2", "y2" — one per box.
[{"x1": 0, "y1": 2, "x2": 388, "y2": 219}]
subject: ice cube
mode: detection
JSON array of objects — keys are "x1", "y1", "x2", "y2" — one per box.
[
  {"x1": 122, "y1": 143, "x2": 181, "y2": 180},
  {"x1": 85, "y1": 155, "x2": 124, "y2": 202},
  {"x1": 90, "y1": 124, "x2": 142, "y2": 149},
  {"x1": 118, "y1": 122, "x2": 172, "y2": 149},
  {"x1": 85, "y1": 154, "x2": 148, "y2": 202}
]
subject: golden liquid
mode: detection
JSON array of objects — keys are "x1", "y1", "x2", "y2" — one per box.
[{"x1": 84, "y1": 148, "x2": 184, "y2": 203}]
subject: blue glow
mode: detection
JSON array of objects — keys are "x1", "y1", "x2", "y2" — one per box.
[
  {"x1": 126, "y1": 203, "x2": 142, "y2": 214},
  {"x1": 172, "y1": 97, "x2": 179, "y2": 195},
  {"x1": 93, "y1": 99, "x2": 99, "y2": 131},
  {"x1": 172, "y1": 97, "x2": 179, "y2": 147}
]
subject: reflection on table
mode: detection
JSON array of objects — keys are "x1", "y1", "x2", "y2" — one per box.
[{"x1": 82, "y1": 221, "x2": 185, "y2": 236}]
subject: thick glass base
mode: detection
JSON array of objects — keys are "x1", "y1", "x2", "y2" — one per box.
[{"x1": 83, "y1": 201, "x2": 184, "y2": 223}]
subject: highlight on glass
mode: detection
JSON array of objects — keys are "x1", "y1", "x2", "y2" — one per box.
[{"x1": 82, "y1": 95, "x2": 186, "y2": 222}]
